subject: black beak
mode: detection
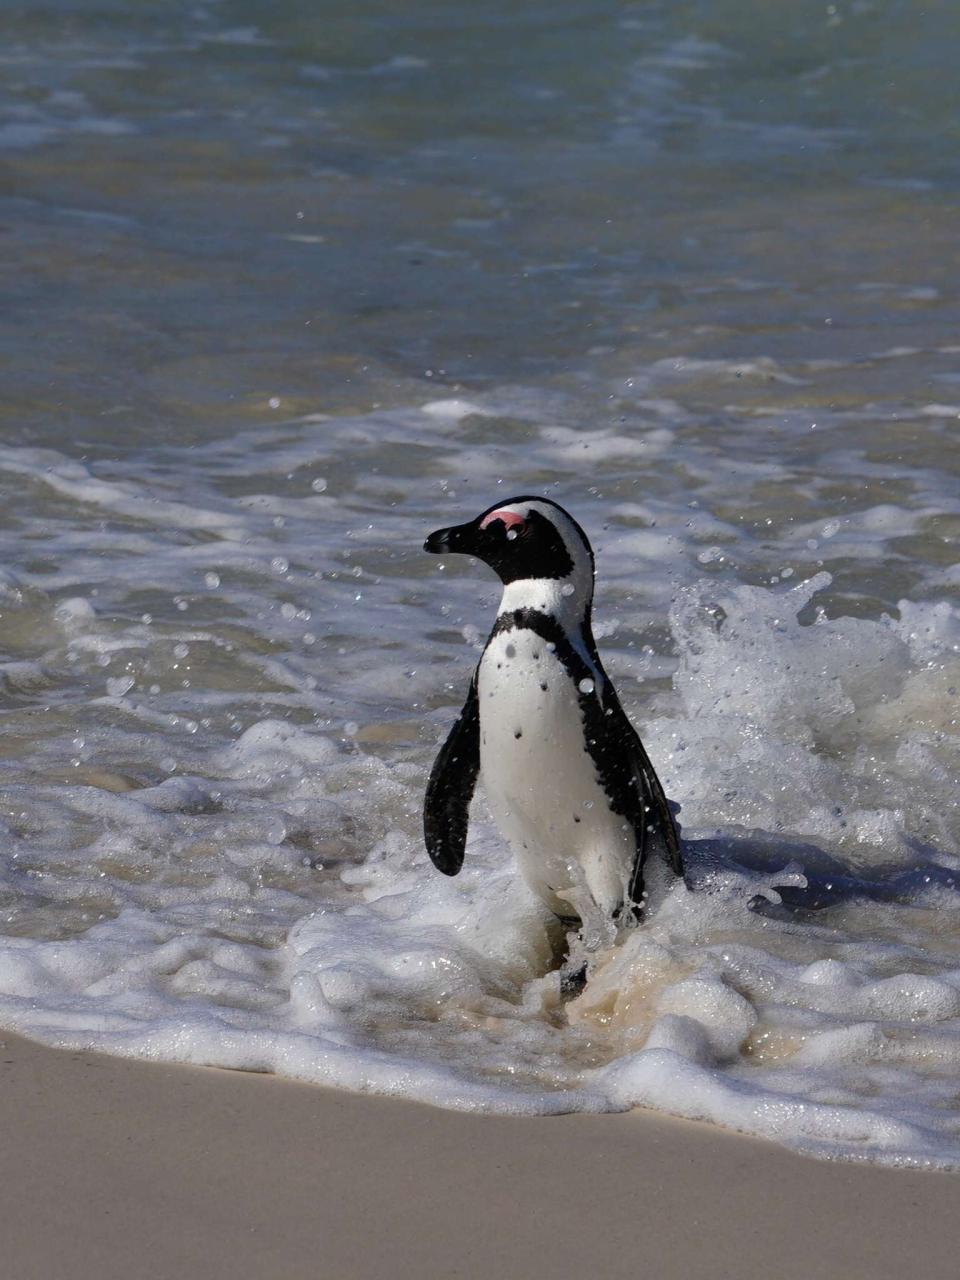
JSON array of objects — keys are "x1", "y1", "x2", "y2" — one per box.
[{"x1": 424, "y1": 521, "x2": 478, "y2": 555}]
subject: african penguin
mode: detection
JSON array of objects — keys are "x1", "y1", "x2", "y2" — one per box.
[{"x1": 423, "y1": 496, "x2": 683, "y2": 933}]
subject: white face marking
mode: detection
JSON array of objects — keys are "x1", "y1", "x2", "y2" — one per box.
[{"x1": 480, "y1": 508, "x2": 526, "y2": 533}]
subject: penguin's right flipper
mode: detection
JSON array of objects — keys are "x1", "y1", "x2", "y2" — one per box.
[{"x1": 423, "y1": 677, "x2": 480, "y2": 876}]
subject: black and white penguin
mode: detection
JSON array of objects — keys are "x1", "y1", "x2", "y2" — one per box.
[{"x1": 423, "y1": 496, "x2": 683, "y2": 933}]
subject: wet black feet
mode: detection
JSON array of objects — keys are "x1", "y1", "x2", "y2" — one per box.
[{"x1": 559, "y1": 962, "x2": 587, "y2": 998}]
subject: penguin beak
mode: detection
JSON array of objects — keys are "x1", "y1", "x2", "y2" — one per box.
[{"x1": 424, "y1": 521, "x2": 479, "y2": 556}]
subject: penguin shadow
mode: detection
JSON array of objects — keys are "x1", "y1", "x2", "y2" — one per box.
[
  {"x1": 552, "y1": 831, "x2": 960, "y2": 1001},
  {"x1": 681, "y1": 829, "x2": 960, "y2": 918}
]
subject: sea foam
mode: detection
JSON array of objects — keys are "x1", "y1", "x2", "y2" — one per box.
[{"x1": 0, "y1": 390, "x2": 957, "y2": 1165}]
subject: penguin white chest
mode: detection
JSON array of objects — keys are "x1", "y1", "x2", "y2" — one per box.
[{"x1": 476, "y1": 627, "x2": 633, "y2": 918}]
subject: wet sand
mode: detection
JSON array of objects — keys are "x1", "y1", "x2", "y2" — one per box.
[{"x1": 0, "y1": 1031, "x2": 956, "y2": 1280}]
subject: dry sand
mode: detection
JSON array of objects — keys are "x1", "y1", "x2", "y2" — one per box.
[{"x1": 0, "y1": 1030, "x2": 956, "y2": 1280}]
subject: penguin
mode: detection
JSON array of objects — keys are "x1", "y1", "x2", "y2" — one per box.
[{"x1": 422, "y1": 495, "x2": 683, "y2": 936}]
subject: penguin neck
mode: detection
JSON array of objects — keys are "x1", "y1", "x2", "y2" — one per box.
[{"x1": 496, "y1": 575, "x2": 593, "y2": 636}]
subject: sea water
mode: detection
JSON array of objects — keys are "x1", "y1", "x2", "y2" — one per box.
[{"x1": 0, "y1": 0, "x2": 959, "y2": 1167}]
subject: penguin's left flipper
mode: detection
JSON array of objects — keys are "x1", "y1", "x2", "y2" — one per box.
[
  {"x1": 589, "y1": 683, "x2": 684, "y2": 914},
  {"x1": 423, "y1": 675, "x2": 480, "y2": 876},
  {"x1": 631, "y1": 735, "x2": 684, "y2": 878}
]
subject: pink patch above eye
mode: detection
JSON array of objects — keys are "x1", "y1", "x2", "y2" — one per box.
[{"x1": 480, "y1": 509, "x2": 526, "y2": 532}]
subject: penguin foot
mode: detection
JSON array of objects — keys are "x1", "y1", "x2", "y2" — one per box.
[{"x1": 559, "y1": 962, "x2": 587, "y2": 999}]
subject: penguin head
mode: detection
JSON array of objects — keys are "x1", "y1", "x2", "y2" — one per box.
[{"x1": 424, "y1": 497, "x2": 595, "y2": 599}]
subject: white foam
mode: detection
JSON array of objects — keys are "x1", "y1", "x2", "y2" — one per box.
[
  {"x1": 0, "y1": 387, "x2": 956, "y2": 1167},
  {"x1": 421, "y1": 399, "x2": 492, "y2": 421}
]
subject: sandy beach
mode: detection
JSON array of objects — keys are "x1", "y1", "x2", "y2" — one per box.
[{"x1": 1, "y1": 1031, "x2": 956, "y2": 1280}]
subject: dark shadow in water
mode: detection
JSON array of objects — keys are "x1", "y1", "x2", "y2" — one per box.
[{"x1": 682, "y1": 829, "x2": 960, "y2": 918}]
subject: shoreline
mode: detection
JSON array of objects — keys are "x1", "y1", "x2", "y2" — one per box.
[{"x1": 2, "y1": 1030, "x2": 958, "y2": 1279}]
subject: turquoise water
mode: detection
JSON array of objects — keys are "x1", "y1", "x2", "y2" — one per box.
[
  {"x1": 0, "y1": 1, "x2": 959, "y2": 1165},
  {"x1": 5, "y1": 1, "x2": 960, "y2": 455}
]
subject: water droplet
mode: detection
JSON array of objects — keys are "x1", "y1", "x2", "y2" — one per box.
[
  {"x1": 311, "y1": 477, "x2": 328, "y2": 493},
  {"x1": 271, "y1": 557, "x2": 289, "y2": 575},
  {"x1": 578, "y1": 677, "x2": 595, "y2": 695},
  {"x1": 561, "y1": 583, "x2": 575, "y2": 597},
  {"x1": 174, "y1": 643, "x2": 189, "y2": 659},
  {"x1": 204, "y1": 572, "x2": 220, "y2": 589}
]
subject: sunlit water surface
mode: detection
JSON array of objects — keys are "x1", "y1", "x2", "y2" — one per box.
[{"x1": 0, "y1": 0, "x2": 959, "y2": 1166}]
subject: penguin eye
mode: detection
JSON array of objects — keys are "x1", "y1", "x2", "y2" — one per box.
[{"x1": 480, "y1": 509, "x2": 527, "y2": 541}]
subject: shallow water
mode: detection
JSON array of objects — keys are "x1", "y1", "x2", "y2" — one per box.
[{"x1": 1, "y1": 0, "x2": 959, "y2": 1166}]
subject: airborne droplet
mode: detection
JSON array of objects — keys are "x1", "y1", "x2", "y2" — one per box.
[{"x1": 578, "y1": 677, "x2": 595, "y2": 695}]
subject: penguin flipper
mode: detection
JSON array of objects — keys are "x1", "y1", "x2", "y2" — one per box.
[
  {"x1": 423, "y1": 677, "x2": 480, "y2": 876},
  {"x1": 628, "y1": 730, "x2": 684, "y2": 879},
  {"x1": 624, "y1": 738, "x2": 683, "y2": 918},
  {"x1": 594, "y1": 684, "x2": 684, "y2": 907}
]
